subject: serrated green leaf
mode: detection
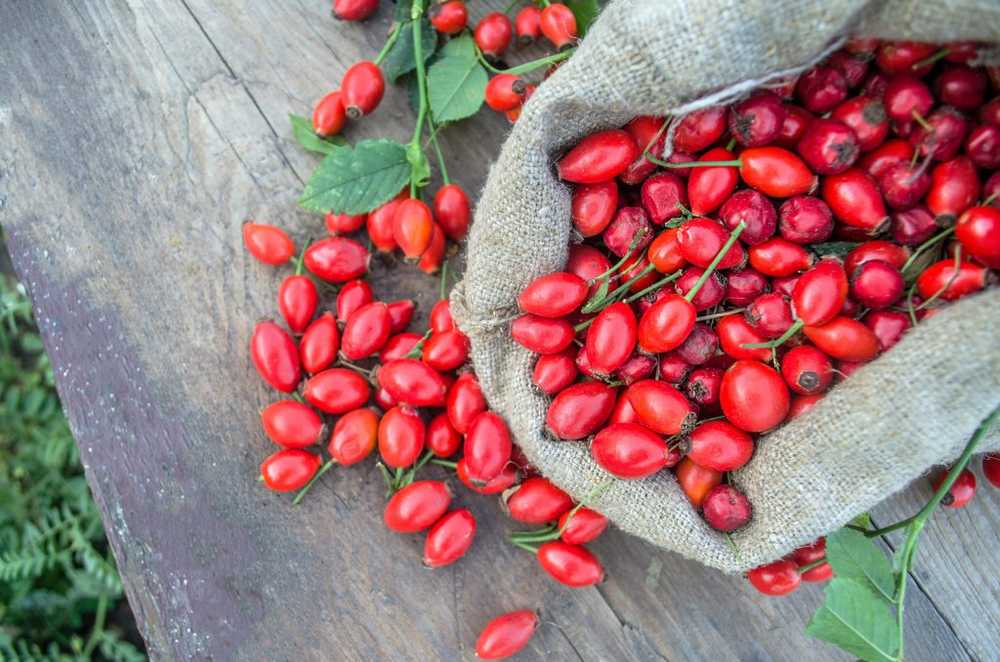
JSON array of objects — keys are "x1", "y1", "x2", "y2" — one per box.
[
  {"x1": 566, "y1": 0, "x2": 601, "y2": 37},
  {"x1": 289, "y1": 114, "x2": 346, "y2": 155},
  {"x1": 382, "y1": 18, "x2": 438, "y2": 82},
  {"x1": 812, "y1": 241, "x2": 859, "y2": 259},
  {"x1": 807, "y1": 578, "x2": 899, "y2": 662},
  {"x1": 825, "y1": 527, "x2": 897, "y2": 602},
  {"x1": 405, "y1": 73, "x2": 421, "y2": 114},
  {"x1": 902, "y1": 245, "x2": 942, "y2": 284},
  {"x1": 427, "y1": 35, "x2": 487, "y2": 123},
  {"x1": 299, "y1": 139, "x2": 411, "y2": 215},
  {"x1": 394, "y1": 0, "x2": 414, "y2": 22}
]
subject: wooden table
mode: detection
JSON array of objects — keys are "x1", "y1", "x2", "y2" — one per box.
[{"x1": 3, "y1": 2, "x2": 998, "y2": 660}]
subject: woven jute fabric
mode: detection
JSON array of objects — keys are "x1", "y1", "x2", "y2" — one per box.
[{"x1": 453, "y1": 0, "x2": 1000, "y2": 573}]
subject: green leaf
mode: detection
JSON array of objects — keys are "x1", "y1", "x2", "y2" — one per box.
[
  {"x1": 289, "y1": 114, "x2": 346, "y2": 155},
  {"x1": 825, "y1": 527, "x2": 897, "y2": 602},
  {"x1": 382, "y1": 18, "x2": 438, "y2": 82},
  {"x1": 426, "y1": 35, "x2": 487, "y2": 123},
  {"x1": 812, "y1": 241, "x2": 859, "y2": 259},
  {"x1": 807, "y1": 578, "x2": 899, "y2": 662},
  {"x1": 902, "y1": 245, "x2": 942, "y2": 284},
  {"x1": 566, "y1": 0, "x2": 601, "y2": 37},
  {"x1": 299, "y1": 139, "x2": 411, "y2": 215},
  {"x1": 394, "y1": 0, "x2": 414, "y2": 22}
]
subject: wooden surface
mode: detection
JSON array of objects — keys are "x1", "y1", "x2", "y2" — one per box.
[{"x1": 1, "y1": 2, "x2": 998, "y2": 660}]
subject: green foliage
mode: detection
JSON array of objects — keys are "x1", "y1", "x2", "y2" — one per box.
[
  {"x1": 426, "y1": 35, "x2": 488, "y2": 124},
  {"x1": 299, "y1": 139, "x2": 411, "y2": 215},
  {"x1": 566, "y1": 0, "x2": 602, "y2": 37},
  {"x1": 807, "y1": 578, "x2": 899, "y2": 662},
  {"x1": 0, "y1": 278, "x2": 144, "y2": 661},
  {"x1": 288, "y1": 114, "x2": 346, "y2": 155},
  {"x1": 381, "y1": 18, "x2": 438, "y2": 82}
]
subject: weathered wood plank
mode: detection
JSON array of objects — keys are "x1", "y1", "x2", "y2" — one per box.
[{"x1": 0, "y1": 1, "x2": 994, "y2": 660}]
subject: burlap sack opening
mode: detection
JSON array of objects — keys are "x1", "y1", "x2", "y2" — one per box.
[{"x1": 452, "y1": 0, "x2": 1000, "y2": 573}]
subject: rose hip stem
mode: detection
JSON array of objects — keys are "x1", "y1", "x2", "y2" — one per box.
[
  {"x1": 510, "y1": 478, "x2": 614, "y2": 543},
  {"x1": 292, "y1": 457, "x2": 337, "y2": 505},
  {"x1": 683, "y1": 221, "x2": 746, "y2": 303},
  {"x1": 475, "y1": 45, "x2": 575, "y2": 76}
]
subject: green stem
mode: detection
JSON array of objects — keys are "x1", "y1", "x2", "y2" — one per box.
[
  {"x1": 404, "y1": 329, "x2": 434, "y2": 359},
  {"x1": 911, "y1": 109, "x2": 933, "y2": 131},
  {"x1": 725, "y1": 137, "x2": 737, "y2": 152},
  {"x1": 510, "y1": 539, "x2": 540, "y2": 554},
  {"x1": 915, "y1": 245, "x2": 962, "y2": 312},
  {"x1": 863, "y1": 516, "x2": 917, "y2": 539},
  {"x1": 409, "y1": 0, "x2": 429, "y2": 198},
  {"x1": 797, "y1": 557, "x2": 827, "y2": 573},
  {"x1": 884, "y1": 405, "x2": 1000, "y2": 659},
  {"x1": 292, "y1": 458, "x2": 337, "y2": 505},
  {"x1": 697, "y1": 307, "x2": 745, "y2": 321},
  {"x1": 648, "y1": 157, "x2": 741, "y2": 169},
  {"x1": 684, "y1": 222, "x2": 745, "y2": 302},
  {"x1": 82, "y1": 591, "x2": 109, "y2": 657},
  {"x1": 911, "y1": 48, "x2": 950, "y2": 71},
  {"x1": 582, "y1": 262, "x2": 657, "y2": 313},
  {"x1": 588, "y1": 230, "x2": 648, "y2": 284},
  {"x1": 373, "y1": 24, "x2": 402, "y2": 67},
  {"x1": 741, "y1": 319, "x2": 804, "y2": 350},
  {"x1": 294, "y1": 239, "x2": 312, "y2": 276},
  {"x1": 901, "y1": 226, "x2": 955, "y2": 274},
  {"x1": 427, "y1": 115, "x2": 450, "y2": 186},
  {"x1": 476, "y1": 46, "x2": 574, "y2": 75},
  {"x1": 431, "y1": 458, "x2": 458, "y2": 469},
  {"x1": 624, "y1": 271, "x2": 681, "y2": 303}
]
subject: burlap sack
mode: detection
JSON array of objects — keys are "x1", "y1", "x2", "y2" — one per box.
[{"x1": 451, "y1": 0, "x2": 1000, "y2": 573}]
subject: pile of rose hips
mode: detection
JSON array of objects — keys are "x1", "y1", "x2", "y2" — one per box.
[
  {"x1": 243, "y1": 228, "x2": 606, "y2": 658},
  {"x1": 511, "y1": 37, "x2": 1000, "y2": 598}
]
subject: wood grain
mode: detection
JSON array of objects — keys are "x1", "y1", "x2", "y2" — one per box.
[{"x1": 0, "y1": 1, "x2": 993, "y2": 660}]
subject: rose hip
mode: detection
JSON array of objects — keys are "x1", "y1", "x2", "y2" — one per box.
[
  {"x1": 675, "y1": 458, "x2": 723, "y2": 507},
  {"x1": 720, "y1": 360, "x2": 790, "y2": 432},
  {"x1": 796, "y1": 66, "x2": 848, "y2": 113},
  {"x1": 719, "y1": 189, "x2": 777, "y2": 245},
  {"x1": 572, "y1": 180, "x2": 619, "y2": 236},
  {"x1": 304, "y1": 237, "x2": 370, "y2": 282},
  {"x1": 748, "y1": 238, "x2": 814, "y2": 277},
  {"x1": 745, "y1": 292, "x2": 793, "y2": 339},
  {"x1": 260, "y1": 449, "x2": 321, "y2": 492},
  {"x1": 591, "y1": 423, "x2": 669, "y2": 479},
  {"x1": 313, "y1": 91, "x2": 346, "y2": 138},
  {"x1": 557, "y1": 130, "x2": 639, "y2": 184},
  {"x1": 831, "y1": 96, "x2": 889, "y2": 151},
  {"x1": 504, "y1": 477, "x2": 573, "y2": 524},
  {"x1": 716, "y1": 314, "x2": 771, "y2": 362},
  {"x1": 244, "y1": 222, "x2": 294, "y2": 265},
  {"x1": 299, "y1": 312, "x2": 339, "y2": 374},
  {"x1": 797, "y1": 118, "x2": 860, "y2": 175},
  {"x1": 537, "y1": 541, "x2": 604, "y2": 587},
  {"x1": 778, "y1": 196, "x2": 834, "y2": 244},
  {"x1": 603, "y1": 206, "x2": 652, "y2": 257},
  {"x1": 863, "y1": 309, "x2": 911, "y2": 351},
  {"x1": 474, "y1": 12, "x2": 512, "y2": 59},
  {"x1": 931, "y1": 467, "x2": 977, "y2": 508},
  {"x1": 422, "y1": 329, "x2": 469, "y2": 372},
  {"x1": 341, "y1": 302, "x2": 391, "y2": 360},
  {"x1": 927, "y1": 157, "x2": 980, "y2": 220},
  {"x1": 383, "y1": 480, "x2": 452, "y2": 533},
  {"x1": 433, "y1": 183, "x2": 471, "y2": 241},
  {"x1": 850, "y1": 260, "x2": 904, "y2": 309},
  {"x1": 378, "y1": 358, "x2": 448, "y2": 407},
  {"x1": 726, "y1": 268, "x2": 768, "y2": 305},
  {"x1": 686, "y1": 420, "x2": 754, "y2": 472},
  {"x1": 558, "y1": 507, "x2": 608, "y2": 545},
  {"x1": 626, "y1": 379, "x2": 697, "y2": 435},
  {"x1": 781, "y1": 345, "x2": 833, "y2": 394},
  {"x1": 674, "y1": 107, "x2": 727, "y2": 153},
  {"x1": 429, "y1": 0, "x2": 467, "y2": 34},
  {"x1": 641, "y1": 173, "x2": 687, "y2": 225},
  {"x1": 674, "y1": 268, "x2": 726, "y2": 311},
  {"x1": 511, "y1": 315, "x2": 575, "y2": 355},
  {"x1": 860, "y1": 138, "x2": 914, "y2": 179},
  {"x1": 514, "y1": 5, "x2": 541, "y2": 43},
  {"x1": 261, "y1": 400, "x2": 324, "y2": 449},
  {"x1": 464, "y1": 411, "x2": 513, "y2": 484},
  {"x1": 701, "y1": 484, "x2": 752, "y2": 532},
  {"x1": 546, "y1": 381, "x2": 616, "y2": 440},
  {"x1": 916, "y1": 259, "x2": 989, "y2": 301},
  {"x1": 686, "y1": 367, "x2": 723, "y2": 408},
  {"x1": 328, "y1": 407, "x2": 379, "y2": 466},
  {"x1": 802, "y1": 317, "x2": 880, "y2": 362},
  {"x1": 747, "y1": 559, "x2": 801, "y2": 596},
  {"x1": 341, "y1": 61, "x2": 384, "y2": 118},
  {"x1": 423, "y1": 509, "x2": 476, "y2": 568},
  {"x1": 539, "y1": 2, "x2": 577, "y2": 50},
  {"x1": 475, "y1": 610, "x2": 538, "y2": 661},
  {"x1": 251, "y1": 321, "x2": 301, "y2": 393},
  {"x1": 728, "y1": 92, "x2": 786, "y2": 147},
  {"x1": 936, "y1": 65, "x2": 987, "y2": 110},
  {"x1": 378, "y1": 405, "x2": 425, "y2": 469},
  {"x1": 965, "y1": 124, "x2": 1000, "y2": 170},
  {"x1": 956, "y1": 206, "x2": 1000, "y2": 268}
]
